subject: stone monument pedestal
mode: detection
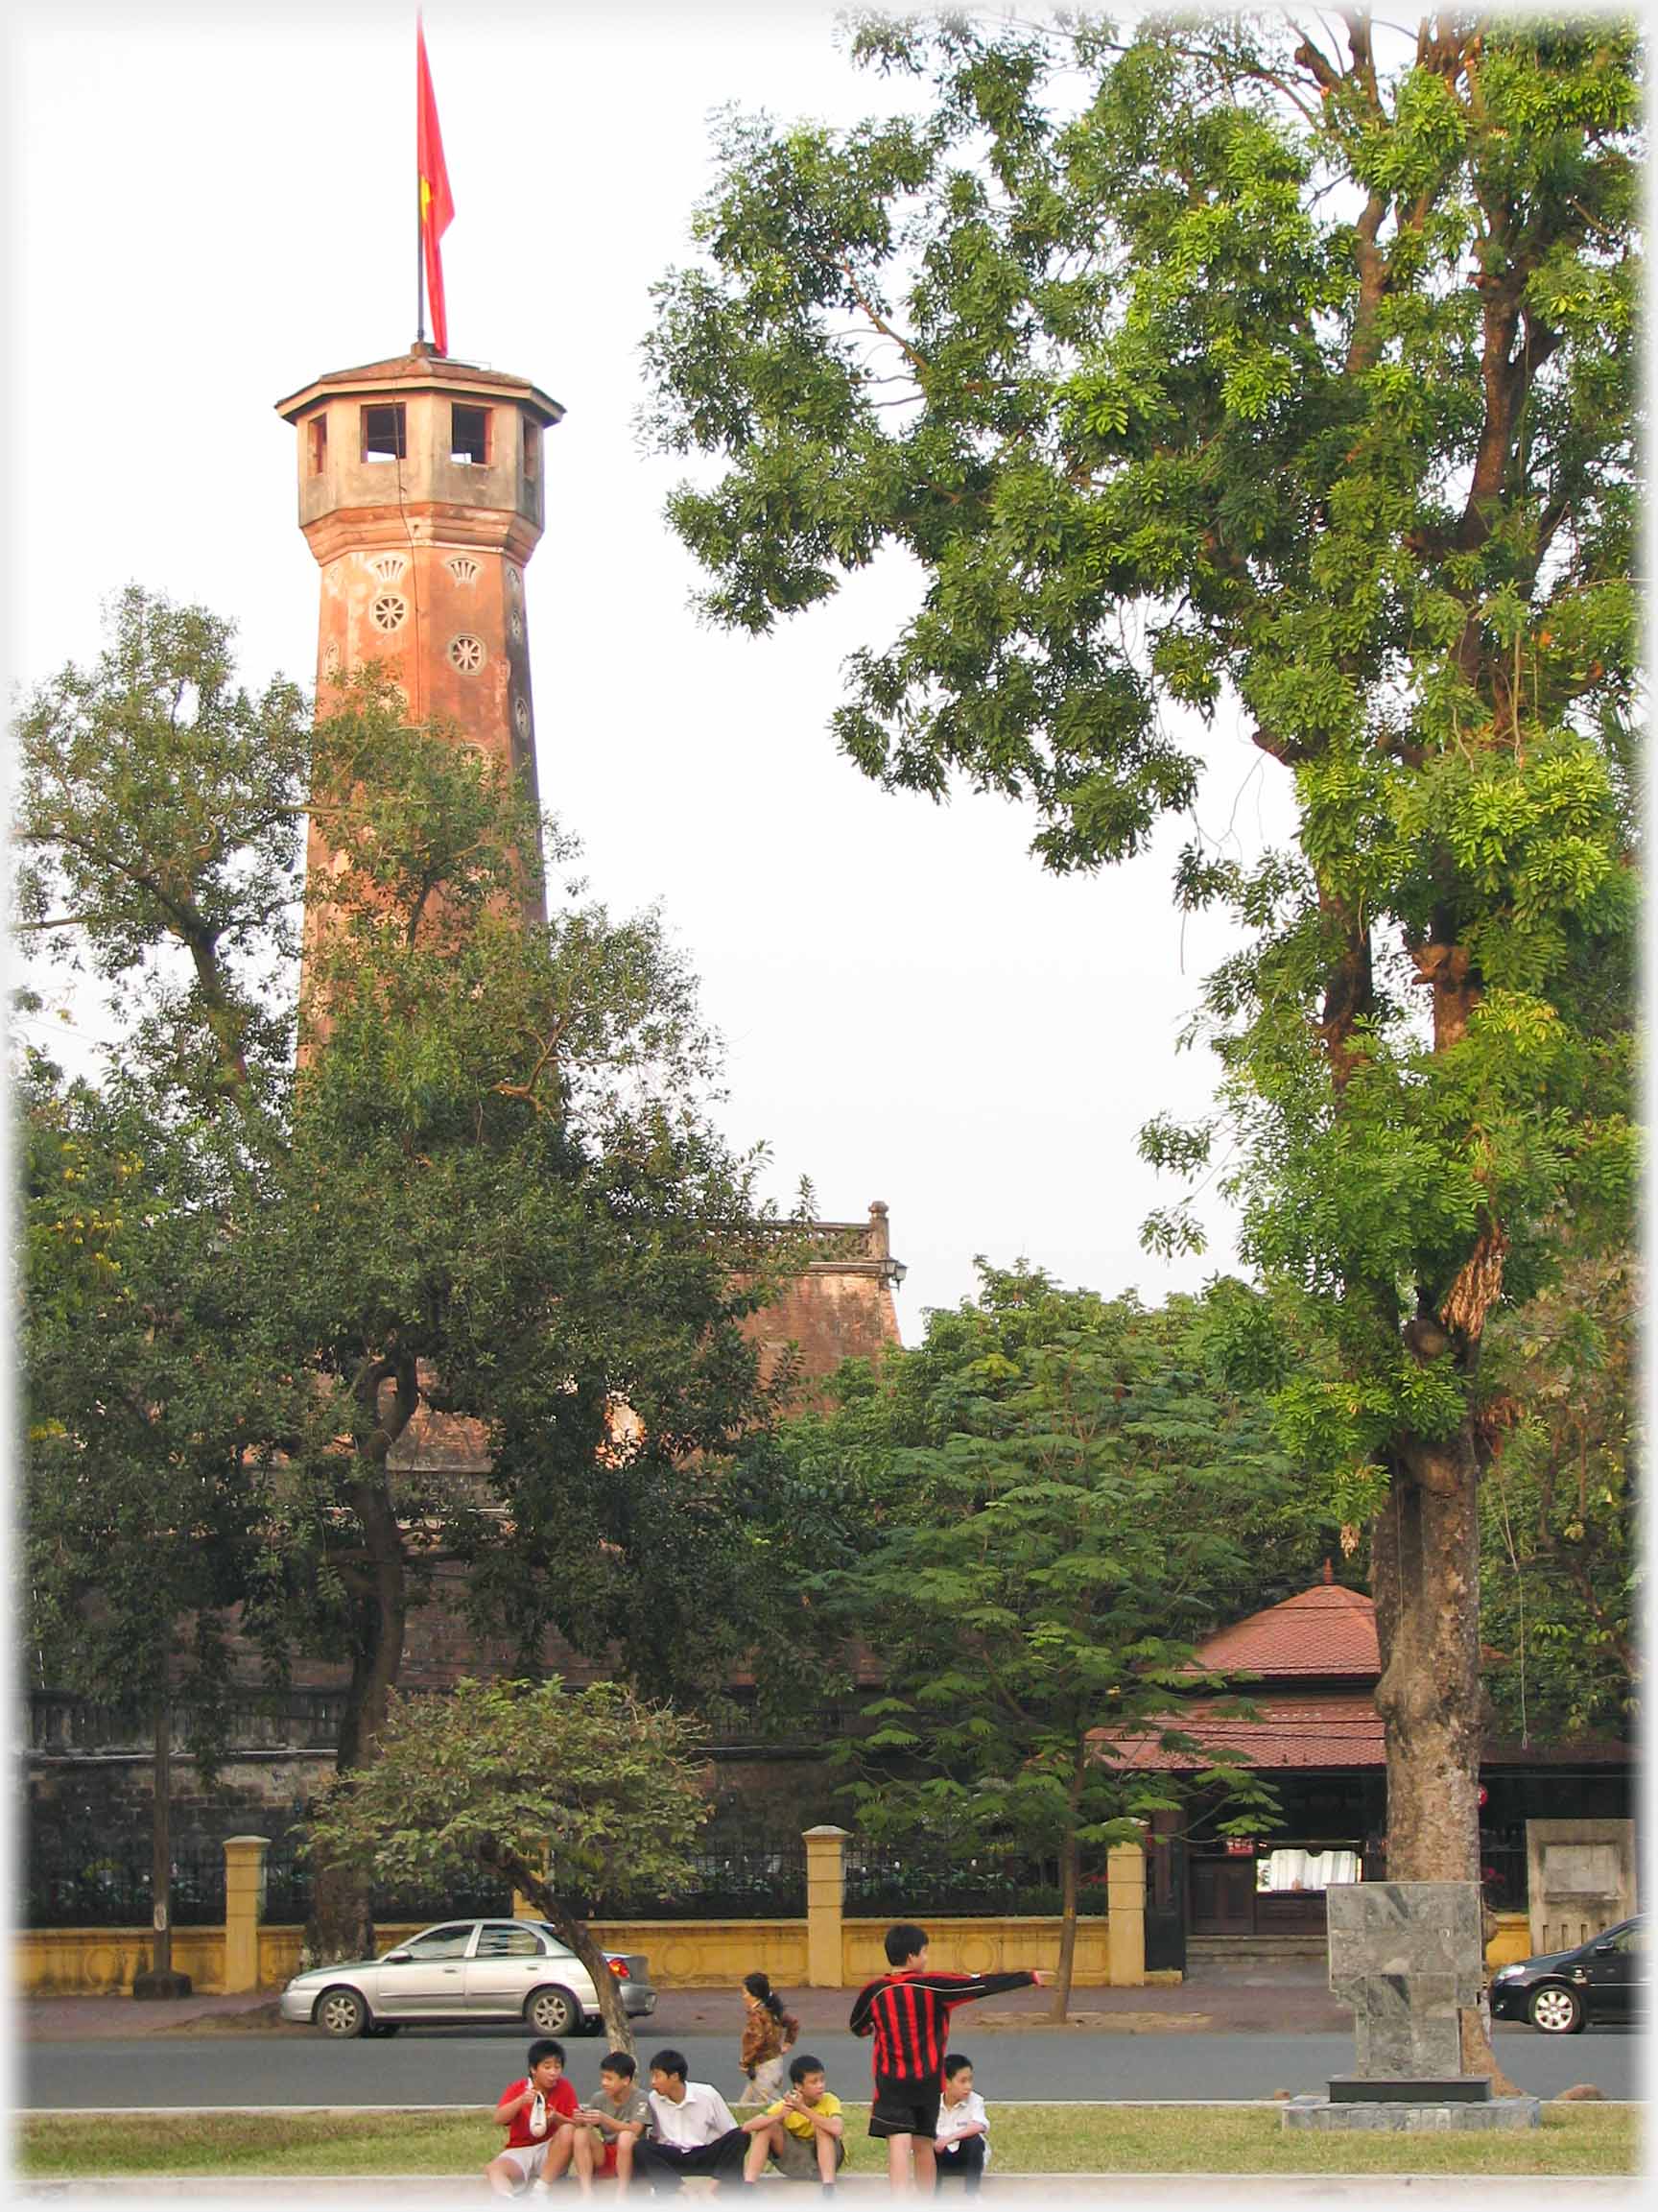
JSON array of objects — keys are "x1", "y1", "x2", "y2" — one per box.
[
  {"x1": 1283, "y1": 1879, "x2": 1540, "y2": 2134},
  {"x1": 1283, "y1": 2091, "x2": 1542, "y2": 2132},
  {"x1": 1328, "y1": 2075, "x2": 1490, "y2": 2102}
]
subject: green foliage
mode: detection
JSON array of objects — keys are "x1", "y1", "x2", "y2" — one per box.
[
  {"x1": 644, "y1": 15, "x2": 1641, "y2": 1788},
  {"x1": 1478, "y1": 1249, "x2": 1637, "y2": 1742},
  {"x1": 14, "y1": 592, "x2": 794, "y2": 1823},
  {"x1": 302, "y1": 1677, "x2": 709, "y2": 1908},
  {"x1": 14, "y1": 586, "x2": 308, "y2": 1093},
  {"x1": 19, "y1": 1050, "x2": 288, "y2": 1763},
  {"x1": 749, "y1": 1268, "x2": 1340, "y2": 1993}
]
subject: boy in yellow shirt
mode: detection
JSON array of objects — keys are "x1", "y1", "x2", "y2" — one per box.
[{"x1": 741, "y1": 2053, "x2": 845, "y2": 2192}]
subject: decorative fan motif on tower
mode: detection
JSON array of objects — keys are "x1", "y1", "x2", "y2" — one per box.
[
  {"x1": 369, "y1": 594, "x2": 409, "y2": 632},
  {"x1": 445, "y1": 555, "x2": 481, "y2": 585},
  {"x1": 367, "y1": 554, "x2": 408, "y2": 583},
  {"x1": 506, "y1": 565, "x2": 523, "y2": 602},
  {"x1": 448, "y1": 635, "x2": 486, "y2": 674}
]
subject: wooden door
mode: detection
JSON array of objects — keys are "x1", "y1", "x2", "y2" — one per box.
[{"x1": 1190, "y1": 1854, "x2": 1256, "y2": 1935}]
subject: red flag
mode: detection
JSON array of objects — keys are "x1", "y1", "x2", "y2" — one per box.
[{"x1": 416, "y1": 19, "x2": 455, "y2": 354}]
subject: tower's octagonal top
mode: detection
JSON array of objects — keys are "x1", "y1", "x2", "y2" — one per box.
[
  {"x1": 274, "y1": 346, "x2": 563, "y2": 561},
  {"x1": 275, "y1": 345, "x2": 564, "y2": 426}
]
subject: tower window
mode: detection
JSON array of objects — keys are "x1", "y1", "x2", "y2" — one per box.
[
  {"x1": 362, "y1": 404, "x2": 407, "y2": 462},
  {"x1": 307, "y1": 415, "x2": 328, "y2": 475},
  {"x1": 451, "y1": 405, "x2": 490, "y2": 464},
  {"x1": 522, "y1": 416, "x2": 540, "y2": 479}
]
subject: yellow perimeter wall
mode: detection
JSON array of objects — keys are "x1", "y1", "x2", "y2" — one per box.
[
  {"x1": 17, "y1": 1918, "x2": 1106, "y2": 1998},
  {"x1": 15, "y1": 1914, "x2": 1530, "y2": 1997}
]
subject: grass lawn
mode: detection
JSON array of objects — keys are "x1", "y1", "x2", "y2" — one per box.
[{"x1": 15, "y1": 2102, "x2": 1638, "y2": 2179}]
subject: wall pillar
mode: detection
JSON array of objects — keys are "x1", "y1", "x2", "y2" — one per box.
[
  {"x1": 1106, "y1": 1840, "x2": 1146, "y2": 1988},
  {"x1": 803, "y1": 1825, "x2": 847, "y2": 1989},
  {"x1": 223, "y1": 1836, "x2": 271, "y2": 1994},
  {"x1": 512, "y1": 1843, "x2": 552, "y2": 1918}
]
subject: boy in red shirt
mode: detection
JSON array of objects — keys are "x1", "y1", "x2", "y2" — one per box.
[
  {"x1": 849, "y1": 1922, "x2": 1045, "y2": 2193},
  {"x1": 486, "y1": 2037, "x2": 589, "y2": 2196}
]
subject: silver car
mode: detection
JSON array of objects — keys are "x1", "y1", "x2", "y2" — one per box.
[{"x1": 279, "y1": 1916, "x2": 657, "y2": 2038}]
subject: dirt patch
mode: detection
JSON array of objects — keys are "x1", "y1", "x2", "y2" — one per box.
[
  {"x1": 973, "y1": 2010, "x2": 1213, "y2": 2034},
  {"x1": 156, "y1": 2003, "x2": 301, "y2": 2034}
]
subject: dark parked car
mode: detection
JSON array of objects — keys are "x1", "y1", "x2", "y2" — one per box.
[{"x1": 1489, "y1": 1915, "x2": 1646, "y2": 2034}]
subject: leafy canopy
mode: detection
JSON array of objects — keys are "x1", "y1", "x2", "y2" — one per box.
[
  {"x1": 14, "y1": 589, "x2": 795, "y2": 1756},
  {"x1": 303, "y1": 1677, "x2": 710, "y2": 1911},
  {"x1": 645, "y1": 8, "x2": 1638, "y2": 1510},
  {"x1": 770, "y1": 1269, "x2": 1308, "y2": 1867}
]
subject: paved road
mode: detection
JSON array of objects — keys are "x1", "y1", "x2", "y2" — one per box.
[{"x1": 20, "y1": 2023, "x2": 1643, "y2": 2109}]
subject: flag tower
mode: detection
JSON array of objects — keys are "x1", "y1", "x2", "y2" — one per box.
[{"x1": 273, "y1": 350, "x2": 562, "y2": 948}]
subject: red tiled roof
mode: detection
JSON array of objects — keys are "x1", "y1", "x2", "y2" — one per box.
[
  {"x1": 1092, "y1": 1694, "x2": 1386, "y2": 1772},
  {"x1": 1192, "y1": 1582, "x2": 1379, "y2": 1679}
]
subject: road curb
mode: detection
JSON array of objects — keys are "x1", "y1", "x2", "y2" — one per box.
[
  {"x1": 15, "y1": 2100, "x2": 1646, "y2": 2115},
  {"x1": 12, "y1": 2175, "x2": 1642, "y2": 2204}
]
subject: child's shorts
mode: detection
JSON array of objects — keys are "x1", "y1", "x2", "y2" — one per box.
[
  {"x1": 594, "y1": 2133, "x2": 636, "y2": 2177},
  {"x1": 494, "y1": 2143, "x2": 549, "y2": 2190},
  {"x1": 869, "y1": 2074, "x2": 942, "y2": 2139},
  {"x1": 773, "y1": 2132, "x2": 846, "y2": 2180}
]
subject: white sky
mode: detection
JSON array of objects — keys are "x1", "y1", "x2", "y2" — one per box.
[{"x1": 3, "y1": 0, "x2": 1300, "y2": 1337}]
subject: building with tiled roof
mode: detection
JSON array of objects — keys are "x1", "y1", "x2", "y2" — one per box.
[
  {"x1": 1091, "y1": 1569, "x2": 1633, "y2": 1956},
  {"x1": 1188, "y1": 1579, "x2": 1380, "y2": 1678}
]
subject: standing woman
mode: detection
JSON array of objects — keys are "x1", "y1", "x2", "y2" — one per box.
[{"x1": 735, "y1": 1971, "x2": 799, "y2": 2107}]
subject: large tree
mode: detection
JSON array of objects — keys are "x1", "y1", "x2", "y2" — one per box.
[
  {"x1": 768, "y1": 1269, "x2": 1316, "y2": 2017},
  {"x1": 15, "y1": 590, "x2": 793, "y2": 1960},
  {"x1": 642, "y1": 11, "x2": 1638, "y2": 2041}
]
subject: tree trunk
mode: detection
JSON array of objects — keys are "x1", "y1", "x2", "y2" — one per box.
[
  {"x1": 1370, "y1": 1430, "x2": 1482, "y2": 1884},
  {"x1": 1051, "y1": 1827, "x2": 1080, "y2": 2023},
  {"x1": 132, "y1": 1688, "x2": 192, "y2": 1998},
  {"x1": 1050, "y1": 1744, "x2": 1088, "y2": 2022},
  {"x1": 1370, "y1": 1419, "x2": 1516, "y2": 2090},
  {"x1": 305, "y1": 1519, "x2": 407, "y2": 1965},
  {"x1": 491, "y1": 1841, "x2": 635, "y2": 2054},
  {"x1": 304, "y1": 1417, "x2": 413, "y2": 1966},
  {"x1": 152, "y1": 1693, "x2": 174, "y2": 1980},
  {"x1": 304, "y1": 1353, "x2": 420, "y2": 1967}
]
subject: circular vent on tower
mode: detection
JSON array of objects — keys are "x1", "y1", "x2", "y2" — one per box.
[
  {"x1": 448, "y1": 634, "x2": 486, "y2": 674},
  {"x1": 369, "y1": 594, "x2": 408, "y2": 632},
  {"x1": 513, "y1": 695, "x2": 532, "y2": 741}
]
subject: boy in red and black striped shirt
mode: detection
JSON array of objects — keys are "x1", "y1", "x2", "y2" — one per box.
[{"x1": 849, "y1": 1922, "x2": 1045, "y2": 2192}]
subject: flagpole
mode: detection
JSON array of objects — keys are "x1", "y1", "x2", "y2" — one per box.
[
  {"x1": 416, "y1": 171, "x2": 427, "y2": 346},
  {"x1": 414, "y1": 17, "x2": 426, "y2": 349}
]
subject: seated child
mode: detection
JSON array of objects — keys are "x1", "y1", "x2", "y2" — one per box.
[
  {"x1": 741, "y1": 2053, "x2": 845, "y2": 2192},
  {"x1": 932, "y1": 2055, "x2": 988, "y2": 2194},
  {"x1": 632, "y1": 2049, "x2": 752, "y2": 2188},
  {"x1": 572, "y1": 2050, "x2": 651, "y2": 2196},
  {"x1": 486, "y1": 2037, "x2": 586, "y2": 2197}
]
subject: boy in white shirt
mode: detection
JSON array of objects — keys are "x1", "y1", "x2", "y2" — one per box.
[
  {"x1": 632, "y1": 2047, "x2": 751, "y2": 2191},
  {"x1": 933, "y1": 2055, "x2": 989, "y2": 2194}
]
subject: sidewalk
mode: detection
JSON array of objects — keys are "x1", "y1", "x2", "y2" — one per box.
[
  {"x1": 11, "y1": 2179, "x2": 1638, "y2": 2206},
  {"x1": 17, "y1": 1958, "x2": 1349, "y2": 2043}
]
